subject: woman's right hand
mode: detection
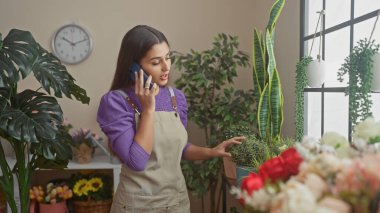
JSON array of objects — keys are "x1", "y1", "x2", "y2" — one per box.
[{"x1": 135, "y1": 69, "x2": 157, "y2": 113}]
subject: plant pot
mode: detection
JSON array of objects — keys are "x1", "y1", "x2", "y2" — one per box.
[
  {"x1": 307, "y1": 59, "x2": 326, "y2": 87},
  {"x1": 222, "y1": 157, "x2": 236, "y2": 185},
  {"x1": 236, "y1": 165, "x2": 255, "y2": 187},
  {"x1": 72, "y1": 143, "x2": 95, "y2": 164},
  {"x1": 39, "y1": 201, "x2": 68, "y2": 213},
  {"x1": 372, "y1": 52, "x2": 380, "y2": 92},
  {"x1": 72, "y1": 199, "x2": 112, "y2": 213}
]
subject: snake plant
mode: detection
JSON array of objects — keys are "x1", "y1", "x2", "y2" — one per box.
[
  {"x1": 0, "y1": 29, "x2": 90, "y2": 213},
  {"x1": 252, "y1": 0, "x2": 285, "y2": 143}
]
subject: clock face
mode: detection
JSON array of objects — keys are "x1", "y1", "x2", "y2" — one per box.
[{"x1": 52, "y1": 24, "x2": 93, "y2": 64}]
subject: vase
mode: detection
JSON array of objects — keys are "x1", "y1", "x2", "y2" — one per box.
[
  {"x1": 72, "y1": 143, "x2": 95, "y2": 164},
  {"x1": 236, "y1": 165, "x2": 255, "y2": 187},
  {"x1": 222, "y1": 157, "x2": 237, "y2": 185},
  {"x1": 372, "y1": 52, "x2": 380, "y2": 92},
  {"x1": 307, "y1": 59, "x2": 326, "y2": 87},
  {"x1": 73, "y1": 199, "x2": 112, "y2": 213},
  {"x1": 39, "y1": 201, "x2": 68, "y2": 213}
]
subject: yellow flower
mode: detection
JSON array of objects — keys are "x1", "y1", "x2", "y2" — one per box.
[
  {"x1": 73, "y1": 179, "x2": 88, "y2": 196},
  {"x1": 88, "y1": 178, "x2": 103, "y2": 192}
]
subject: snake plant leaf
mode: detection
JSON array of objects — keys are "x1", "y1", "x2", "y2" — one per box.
[
  {"x1": 33, "y1": 45, "x2": 90, "y2": 104},
  {"x1": 266, "y1": 30, "x2": 276, "y2": 78},
  {"x1": 266, "y1": 0, "x2": 286, "y2": 34},
  {"x1": 258, "y1": 84, "x2": 270, "y2": 142},
  {"x1": 0, "y1": 29, "x2": 39, "y2": 87},
  {"x1": 0, "y1": 89, "x2": 63, "y2": 143},
  {"x1": 253, "y1": 29, "x2": 266, "y2": 101},
  {"x1": 269, "y1": 68, "x2": 283, "y2": 139}
]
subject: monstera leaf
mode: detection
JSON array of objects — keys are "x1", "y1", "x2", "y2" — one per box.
[
  {"x1": 0, "y1": 29, "x2": 89, "y2": 104},
  {"x1": 0, "y1": 88, "x2": 63, "y2": 143}
]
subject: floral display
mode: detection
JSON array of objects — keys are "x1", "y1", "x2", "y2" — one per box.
[
  {"x1": 232, "y1": 118, "x2": 380, "y2": 213},
  {"x1": 70, "y1": 173, "x2": 113, "y2": 201},
  {"x1": 29, "y1": 182, "x2": 72, "y2": 204}
]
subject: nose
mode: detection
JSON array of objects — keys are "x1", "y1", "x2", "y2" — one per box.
[{"x1": 162, "y1": 59, "x2": 170, "y2": 71}]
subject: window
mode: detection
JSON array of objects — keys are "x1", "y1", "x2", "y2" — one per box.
[{"x1": 301, "y1": 0, "x2": 380, "y2": 140}]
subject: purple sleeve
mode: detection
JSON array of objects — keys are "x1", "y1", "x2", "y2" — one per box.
[
  {"x1": 174, "y1": 88, "x2": 191, "y2": 157},
  {"x1": 97, "y1": 91, "x2": 150, "y2": 171}
]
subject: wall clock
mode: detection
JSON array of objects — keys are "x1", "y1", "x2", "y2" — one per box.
[{"x1": 52, "y1": 24, "x2": 93, "y2": 64}]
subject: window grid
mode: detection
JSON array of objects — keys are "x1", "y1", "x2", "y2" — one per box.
[{"x1": 300, "y1": 0, "x2": 380, "y2": 140}]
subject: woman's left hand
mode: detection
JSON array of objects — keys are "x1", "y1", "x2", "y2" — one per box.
[{"x1": 211, "y1": 136, "x2": 246, "y2": 157}]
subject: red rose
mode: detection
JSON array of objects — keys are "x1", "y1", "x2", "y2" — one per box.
[
  {"x1": 240, "y1": 172, "x2": 264, "y2": 196},
  {"x1": 259, "y1": 157, "x2": 289, "y2": 181},
  {"x1": 280, "y1": 147, "x2": 303, "y2": 175}
]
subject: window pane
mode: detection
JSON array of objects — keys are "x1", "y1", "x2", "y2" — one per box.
[
  {"x1": 325, "y1": 27, "x2": 351, "y2": 87},
  {"x1": 304, "y1": 39, "x2": 321, "y2": 59},
  {"x1": 354, "y1": 17, "x2": 380, "y2": 45},
  {"x1": 325, "y1": 0, "x2": 350, "y2": 29},
  {"x1": 372, "y1": 93, "x2": 380, "y2": 121},
  {"x1": 324, "y1": 93, "x2": 349, "y2": 138},
  {"x1": 355, "y1": 0, "x2": 380, "y2": 18},
  {"x1": 306, "y1": 0, "x2": 323, "y2": 37},
  {"x1": 306, "y1": 92, "x2": 322, "y2": 138}
]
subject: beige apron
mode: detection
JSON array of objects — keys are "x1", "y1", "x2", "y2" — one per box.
[{"x1": 111, "y1": 87, "x2": 190, "y2": 213}]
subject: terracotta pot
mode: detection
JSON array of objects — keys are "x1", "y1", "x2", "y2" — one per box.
[{"x1": 39, "y1": 201, "x2": 68, "y2": 213}]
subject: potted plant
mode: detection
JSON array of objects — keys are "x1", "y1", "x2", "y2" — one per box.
[
  {"x1": 29, "y1": 182, "x2": 73, "y2": 213},
  {"x1": 0, "y1": 29, "x2": 89, "y2": 213},
  {"x1": 173, "y1": 33, "x2": 253, "y2": 213},
  {"x1": 69, "y1": 172, "x2": 113, "y2": 213},
  {"x1": 252, "y1": 0, "x2": 285, "y2": 144},
  {"x1": 337, "y1": 12, "x2": 379, "y2": 129}
]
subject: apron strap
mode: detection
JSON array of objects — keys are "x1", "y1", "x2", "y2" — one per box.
[
  {"x1": 117, "y1": 87, "x2": 178, "y2": 117},
  {"x1": 116, "y1": 90, "x2": 141, "y2": 116},
  {"x1": 168, "y1": 87, "x2": 178, "y2": 117}
]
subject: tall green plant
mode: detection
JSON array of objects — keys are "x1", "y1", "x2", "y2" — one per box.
[
  {"x1": 173, "y1": 33, "x2": 253, "y2": 213},
  {"x1": 295, "y1": 56, "x2": 312, "y2": 141},
  {"x1": 252, "y1": 0, "x2": 285, "y2": 143},
  {"x1": 0, "y1": 29, "x2": 89, "y2": 213}
]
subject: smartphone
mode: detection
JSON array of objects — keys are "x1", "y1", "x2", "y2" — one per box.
[{"x1": 130, "y1": 63, "x2": 153, "y2": 89}]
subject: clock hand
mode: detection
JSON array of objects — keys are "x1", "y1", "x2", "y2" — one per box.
[
  {"x1": 62, "y1": 36, "x2": 75, "y2": 46},
  {"x1": 73, "y1": 38, "x2": 89, "y2": 45}
]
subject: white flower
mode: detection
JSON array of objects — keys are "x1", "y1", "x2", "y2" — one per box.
[
  {"x1": 270, "y1": 181, "x2": 317, "y2": 213},
  {"x1": 353, "y1": 117, "x2": 380, "y2": 142},
  {"x1": 320, "y1": 132, "x2": 350, "y2": 157}
]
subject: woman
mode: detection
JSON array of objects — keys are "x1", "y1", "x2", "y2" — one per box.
[{"x1": 97, "y1": 25, "x2": 245, "y2": 212}]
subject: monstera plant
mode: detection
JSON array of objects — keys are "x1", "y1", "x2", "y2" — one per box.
[{"x1": 0, "y1": 29, "x2": 89, "y2": 213}]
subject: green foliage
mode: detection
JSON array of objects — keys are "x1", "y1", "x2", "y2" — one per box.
[
  {"x1": 226, "y1": 125, "x2": 295, "y2": 168},
  {"x1": 337, "y1": 39, "x2": 379, "y2": 127},
  {"x1": 0, "y1": 29, "x2": 90, "y2": 213},
  {"x1": 173, "y1": 33, "x2": 253, "y2": 210},
  {"x1": 295, "y1": 56, "x2": 312, "y2": 141},
  {"x1": 252, "y1": 0, "x2": 285, "y2": 143}
]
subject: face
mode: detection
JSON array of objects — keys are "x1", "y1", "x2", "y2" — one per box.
[{"x1": 139, "y1": 42, "x2": 171, "y2": 87}]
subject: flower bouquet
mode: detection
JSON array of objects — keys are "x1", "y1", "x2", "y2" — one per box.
[
  {"x1": 232, "y1": 118, "x2": 380, "y2": 213},
  {"x1": 29, "y1": 182, "x2": 73, "y2": 213},
  {"x1": 69, "y1": 172, "x2": 113, "y2": 213}
]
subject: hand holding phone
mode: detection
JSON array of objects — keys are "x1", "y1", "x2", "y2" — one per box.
[{"x1": 130, "y1": 63, "x2": 153, "y2": 89}]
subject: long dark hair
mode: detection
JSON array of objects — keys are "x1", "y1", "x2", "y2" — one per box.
[{"x1": 110, "y1": 25, "x2": 169, "y2": 90}]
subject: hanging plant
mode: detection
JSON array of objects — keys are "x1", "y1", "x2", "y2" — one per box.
[
  {"x1": 337, "y1": 39, "x2": 379, "y2": 126},
  {"x1": 337, "y1": 13, "x2": 379, "y2": 127},
  {"x1": 295, "y1": 56, "x2": 312, "y2": 141}
]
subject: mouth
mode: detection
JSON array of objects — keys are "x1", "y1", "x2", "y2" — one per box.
[{"x1": 160, "y1": 73, "x2": 169, "y2": 81}]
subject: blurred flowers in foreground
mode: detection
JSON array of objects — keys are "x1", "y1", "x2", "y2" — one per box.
[
  {"x1": 29, "y1": 182, "x2": 72, "y2": 204},
  {"x1": 232, "y1": 117, "x2": 380, "y2": 213}
]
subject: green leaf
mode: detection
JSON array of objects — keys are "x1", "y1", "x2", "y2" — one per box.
[
  {"x1": 0, "y1": 89, "x2": 63, "y2": 143},
  {"x1": 269, "y1": 69, "x2": 283, "y2": 139},
  {"x1": 258, "y1": 84, "x2": 270, "y2": 141},
  {"x1": 266, "y1": 0, "x2": 286, "y2": 34},
  {"x1": 0, "y1": 29, "x2": 39, "y2": 87}
]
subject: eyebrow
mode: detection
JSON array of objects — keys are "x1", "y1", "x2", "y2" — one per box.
[{"x1": 149, "y1": 52, "x2": 171, "y2": 61}]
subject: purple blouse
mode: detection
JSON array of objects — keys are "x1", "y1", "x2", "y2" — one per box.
[{"x1": 97, "y1": 86, "x2": 190, "y2": 171}]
